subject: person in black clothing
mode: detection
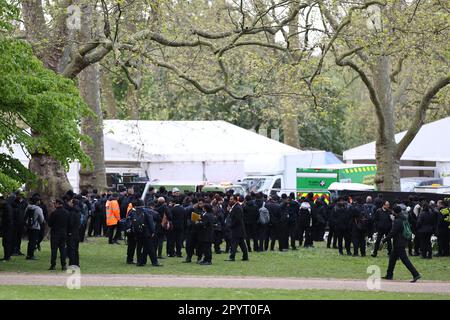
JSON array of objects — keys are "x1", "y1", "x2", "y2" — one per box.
[
  {"x1": 0, "y1": 195, "x2": 14, "y2": 261},
  {"x1": 125, "y1": 199, "x2": 138, "y2": 265},
  {"x1": 327, "y1": 199, "x2": 338, "y2": 249},
  {"x1": 167, "y1": 199, "x2": 185, "y2": 257},
  {"x1": 436, "y1": 200, "x2": 449, "y2": 256},
  {"x1": 133, "y1": 200, "x2": 162, "y2": 267},
  {"x1": 362, "y1": 196, "x2": 376, "y2": 241},
  {"x1": 196, "y1": 204, "x2": 214, "y2": 265},
  {"x1": 154, "y1": 197, "x2": 172, "y2": 259},
  {"x1": 313, "y1": 198, "x2": 327, "y2": 242},
  {"x1": 371, "y1": 200, "x2": 393, "y2": 257},
  {"x1": 409, "y1": 196, "x2": 421, "y2": 256},
  {"x1": 254, "y1": 193, "x2": 268, "y2": 251},
  {"x1": 225, "y1": 195, "x2": 249, "y2": 261},
  {"x1": 34, "y1": 195, "x2": 48, "y2": 252},
  {"x1": 11, "y1": 192, "x2": 27, "y2": 256},
  {"x1": 243, "y1": 195, "x2": 259, "y2": 252},
  {"x1": 332, "y1": 197, "x2": 352, "y2": 255},
  {"x1": 66, "y1": 197, "x2": 81, "y2": 267},
  {"x1": 350, "y1": 198, "x2": 368, "y2": 257},
  {"x1": 286, "y1": 194, "x2": 300, "y2": 249},
  {"x1": 211, "y1": 195, "x2": 225, "y2": 254},
  {"x1": 184, "y1": 198, "x2": 203, "y2": 263},
  {"x1": 382, "y1": 206, "x2": 421, "y2": 282},
  {"x1": 47, "y1": 199, "x2": 69, "y2": 270},
  {"x1": 265, "y1": 196, "x2": 283, "y2": 251},
  {"x1": 416, "y1": 202, "x2": 435, "y2": 259},
  {"x1": 298, "y1": 200, "x2": 313, "y2": 248}
]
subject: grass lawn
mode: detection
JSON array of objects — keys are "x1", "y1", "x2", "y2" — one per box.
[
  {"x1": 1, "y1": 237, "x2": 449, "y2": 281},
  {"x1": 0, "y1": 285, "x2": 449, "y2": 300}
]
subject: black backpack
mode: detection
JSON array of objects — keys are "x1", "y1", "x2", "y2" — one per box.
[
  {"x1": 25, "y1": 207, "x2": 35, "y2": 228},
  {"x1": 131, "y1": 209, "x2": 146, "y2": 235}
]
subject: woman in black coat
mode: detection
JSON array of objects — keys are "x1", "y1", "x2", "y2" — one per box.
[{"x1": 416, "y1": 203, "x2": 436, "y2": 259}]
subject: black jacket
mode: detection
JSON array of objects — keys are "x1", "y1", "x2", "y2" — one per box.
[
  {"x1": 243, "y1": 201, "x2": 259, "y2": 225},
  {"x1": 384, "y1": 215, "x2": 408, "y2": 248},
  {"x1": 48, "y1": 207, "x2": 70, "y2": 236},
  {"x1": 170, "y1": 205, "x2": 186, "y2": 231},
  {"x1": 332, "y1": 204, "x2": 352, "y2": 231},
  {"x1": 229, "y1": 203, "x2": 246, "y2": 239},
  {"x1": 416, "y1": 210, "x2": 435, "y2": 234},
  {"x1": 197, "y1": 212, "x2": 214, "y2": 242},
  {"x1": 0, "y1": 200, "x2": 13, "y2": 232},
  {"x1": 265, "y1": 201, "x2": 281, "y2": 226},
  {"x1": 374, "y1": 208, "x2": 393, "y2": 231},
  {"x1": 67, "y1": 206, "x2": 81, "y2": 240}
]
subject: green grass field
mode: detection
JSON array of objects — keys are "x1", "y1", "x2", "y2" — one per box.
[
  {"x1": 0, "y1": 285, "x2": 449, "y2": 300},
  {"x1": 1, "y1": 237, "x2": 449, "y2": 281}
]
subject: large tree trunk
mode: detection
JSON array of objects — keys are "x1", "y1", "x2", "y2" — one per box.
[
  {"x1": 100, "y1": 68, "x2": 118, "y2": 119},
  {"x1": 126, "y1": 84, "x2": 140, "y2": 120},
  {"x1": 23, "y1": 0, "x2": 73, "y2": 203},
  {"x1": 281, "y1": 99, "x2": 301, "y2": 148},
  {"x1": 78, "y1": 3, "x2": 107, "y2": 192},
  {"x1": 372, "y1": 56, "x2": 400, "y2": 191}
]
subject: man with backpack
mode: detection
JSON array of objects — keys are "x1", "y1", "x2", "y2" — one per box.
[
  {"x1": 256, "y1": 193, "x2": 269, "y2": 252},
  {"x1": 350, "y1": 197, "x2": 369, "y2": 257},
  {"x1": 382, "y1": 206, "x2": 421, "y2": 282},
  {"x1": 24, "y1": 196, "x2": 45, "y2": 260},
  {"x1": 243, "y1": 195, "x2": 259, "y2": 252},
  {"x1": 132, "y1": 199, "x2": 162, "y2": 267}
]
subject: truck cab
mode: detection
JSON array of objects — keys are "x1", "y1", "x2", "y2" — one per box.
[{"x1": 239, "y1": 175, "x2": 283, "y2": 196}]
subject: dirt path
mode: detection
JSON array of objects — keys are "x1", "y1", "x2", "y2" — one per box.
[{"x1": 0, "y1": 272, "x2": 449, "y2": 294}]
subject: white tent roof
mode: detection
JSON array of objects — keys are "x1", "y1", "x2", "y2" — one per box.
[
  {"x1": 103, "y1": 120, "x2": 302, "y2": 162},
  {"x1": 343, "y1": 117, "x2": 450, "y2": 162}
]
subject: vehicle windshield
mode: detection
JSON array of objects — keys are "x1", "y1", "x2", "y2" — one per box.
[{"x1": 241, "y1": 178, "x2": 271, "y2": 193}]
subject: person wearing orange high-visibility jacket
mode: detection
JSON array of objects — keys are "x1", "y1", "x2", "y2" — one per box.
[{"x1": 106, "y1": 193, "x2": 121, "y2": 244}]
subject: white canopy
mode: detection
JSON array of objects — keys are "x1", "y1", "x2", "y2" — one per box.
[
  {"x1": 343, "y1": 117, "x2": 450, "y2": 162},
  {"x1": 103, "y1": 120, "x2": 302, "y2": 162}
]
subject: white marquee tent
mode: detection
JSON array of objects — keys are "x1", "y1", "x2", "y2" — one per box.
[
  {"x1": 3, "y1": 120, "x2": 335, "y2": 192},
  {"x1": 343, "y1": 117, "x2": 450, "y2": 183}
]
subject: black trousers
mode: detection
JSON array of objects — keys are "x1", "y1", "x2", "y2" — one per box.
[
  {"x1": 419, "y1": 232, "x2": 432, "y2": 258},
  {"x1": 186, "y1": 231, "x2": 200, "y2": 261},
  {"x1": 26, "y1": 229, "x2": 39, "y2": 258},
  {"x1": 256, "y1": 224, "x2": 269, "y2": 251},
  {"x1": 200, "y1": 241, "x2": 212, "y2": 263},
  {"x1": 327, "y1": 226, "x2": 338, "y2": 248},
  {"x1": 386, "y1": 247, "x2": 419, "y2": 278},
  {"x1": 12, "y1": 223, "x2": 24, "y2": 254},
  {"x1": 2, "y1": 228, "x2": 13, "y2": 259},
  {"x1": 413, "y1": 232, "x2": 421, "y2": 254},
  {"x1": 229, "y1": 237, "x2": 248, "y2": 260},
  {"x1": 38, "y1": 223, "x2": 46, "y2": 247},
  {"x1": 298, "y1": 224, "x2": 313, "y2": 247},
  {"x1": 137, "y1": 235, "x2": 158, "y2": 265},
  {"x1": 213, "y1": 230, "x2": 223, "y2": 253},
  {"x1": 244, "y1": 223, "x2": 258, "y2": 251},
  {"x1": 313, "y1": 223, "x2": 326, "y2": 242},
  {"x1": 288, "y1": 223, "x2": 298, "y2": 248},
  {"x1": 50, "y1": 234, "x2": 67, "y2": 267},
  {"x1": 373, "y1": 228, "x2": 392, "y2": 255},
  {"x1": 156, "y1": 232, "x2": 165, "y2": 257},
  {"x1": 66, "y1": 237, "x2": 79, "y2": 266},
  {"x1": 126, "y1": 233, "x2": 137, "y2": 263},
  {"x1": 79, "y1": 223, "x2": 87, "y2": 242},
  {"x1": 336, "y1": 229, "x2": 351, "y2": 254},
  {"x1": 108, "y1": 225, "x2": 120, "y2": 244},
  {"x1": 167, "y1": 228, "x2": 184, "y2": 256},
  {"x1": 352, "y1": 229, "x2": 366, "y2": 256},
  {"x1": 437, "y1": 229, "x2": 450, "y2": 256}
]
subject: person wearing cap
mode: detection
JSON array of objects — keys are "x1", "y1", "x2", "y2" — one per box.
[
  {"x1": 382, "y1": 206, "x2": 421, "y2": 282},
  {"x1": 0, "y1": 194, "x2": 14, "y2": 261},
  {"x1": 47, "y1": 199, "x2": 70, "y2": 270}
]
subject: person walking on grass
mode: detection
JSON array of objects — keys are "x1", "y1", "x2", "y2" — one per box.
[{"x1": 382, "y1": 206, "x2": 421, "y2": 283}]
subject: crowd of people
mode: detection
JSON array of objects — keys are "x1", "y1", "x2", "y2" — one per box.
[{"x1": 0, "y1": 186, "x2": 449, "y2": 281}]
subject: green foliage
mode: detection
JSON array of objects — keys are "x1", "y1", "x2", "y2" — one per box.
[
  {"x1": 0, "y1": 0, "x2": 19, "y2": 31},
  {"x1": 0, "y1": 38, "x2": 92, "y2": 193}
]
